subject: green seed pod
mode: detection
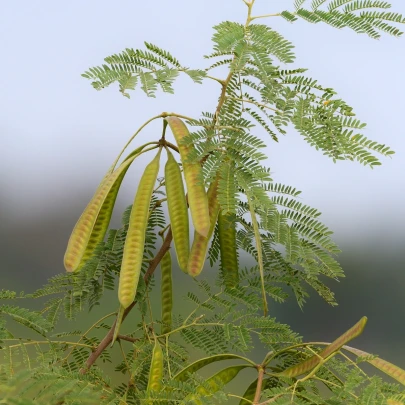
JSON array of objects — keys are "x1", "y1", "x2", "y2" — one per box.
[
  {"x1": 165, "y1": 116, "x2": 210, "y2": 238},
  {"x1": 187, "y1": 177, "x2": 219, "y2": 277},
  {"x1": 84, "y1": 143, "x2": 152, "y2": 266},
  {"x1": 218, "y1": 212, "x2": 239, "y2": 288},
  {"x1": 165, "y1": 150, "x2": 189, "y2": 272},
  {"x1": 64, "y1": 151, "x2": 141, "y2": 273},
  {"x1": 77, "y1": 166, "x2": 128, "y2": 270},
  {"x1": 147, "y1": 339, "x2": 164, "y2": 393},
  {"x1": 344, "y1": 346, "x2": 405, "y2": 387},
  {"x1": 161, "y1": 250, "x2": 173, "y2": 335},
  {"x1": 186, "y1": 365, "x2": 250, "y2": 404},
  {"x1": 278, "y1": 316, "x2": 368, "y2": 378},
  {"x1": 118, "y1": 149, "x2": 161, "y2": 309},
  {"x1": 174, "y1": 354, "x2": 255, "y2": 382}
]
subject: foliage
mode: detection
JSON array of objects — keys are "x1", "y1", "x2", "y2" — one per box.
[{"x1": 2, "y1": 0, "x2": 405, "y2": 404}]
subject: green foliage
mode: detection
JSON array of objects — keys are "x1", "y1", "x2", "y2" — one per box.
[{"x1": 2, "y1": 0, "x2": 405, "y2": 403}]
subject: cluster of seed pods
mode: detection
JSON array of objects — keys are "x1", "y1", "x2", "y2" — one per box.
[
  {"x1": 165, "y1": 117, "x2": 239, "y2": 283},
  {"x1": 64, "y1": 116, "x2": 240, "y2": 330}
]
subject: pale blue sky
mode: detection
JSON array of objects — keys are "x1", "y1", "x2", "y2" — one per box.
[{"x1": 1, "y1": 0, "x2": 404, "y2": 241}]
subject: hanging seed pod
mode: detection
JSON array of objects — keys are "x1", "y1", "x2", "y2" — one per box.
[
  {"x1": 165, "y1": 149, "x2": 189, "y2": 272},
  {"x1": 185, "y1": 365, "x2": 251, "y2": 405},
  {"x1": 77, "y1": 165, "x2": 128, "y2": 270},
  {"x1": 146, "y1": 339, "x2": 164, "y2": 394},
  {"x1": 160, "y1": 249, "x2": 173, "y2": 335},
  {"x1": 217, "y1": 212, "x2": 239, "y2": 288},
  {"x1": 173, "y1": 353, "x2": 255, "y2": 382},
  {"x1": 165, "y1": 116, "x2": 210, "y2": 238},
  {"x1": 64, "y1": 148, "x2": 145, "y2": 273},
  {"x1": 118, "y1": 149, "x2": 161, "y2": 309},
  {"x1": 187, "y1": 177, "x2": 219, "y2": 277}
]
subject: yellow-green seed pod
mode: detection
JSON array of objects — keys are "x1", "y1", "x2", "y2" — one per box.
[
  {"x1": 185, "y1": 365, "x2": 250, "y2": 405},
  {"x1": 278, "y1": 317, "x2": 368, "y2": 378},
  {"x1": 118, "y1": 149, "x2": 161, "y2": 309},
  {"x1": 166, "y1": 117, "x2": 210, "y2": 238},
  {"x1": 345, "y1": 346, "x2": 405, "y2": 387},
  {"x1": 187, "y1": 177, "x2": 219, "y2": 277},
  {"x1": 174, "y1": 354, "x2": 255, "y2": 382},
  {"x1": 161, "y1": 250, "x2": 173, "y2": 335},
  {"x1": 147, "y1": 339, "x2": 164, "y2": 393},
  {"x1": 77, "y1": 165, "x2": 129, "y2": 270},
  {"x1": 218, "y1": 212, "x2": 239, "y2": 288},
  {"x1": 165, "y1": 150, "x2": 189, "y2": 272},
  {"x1": 64, "y1": 152, "x2": 139, "y2": 272}
]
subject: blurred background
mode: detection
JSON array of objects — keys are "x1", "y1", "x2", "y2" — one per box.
[{"x1": 1, "y1": 0, "x2": 404, "y2": 393}]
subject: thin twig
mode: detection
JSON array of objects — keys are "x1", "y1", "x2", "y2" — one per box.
[
  {"x1": 253, "y1": 367, "x2": 265, "y2": 404},
  {"x1": 117, "y1": 335, "x2": 140, "y2": 343},
  {"x1": 250, "y1": 13, "x2": 282, "y2": 21}
]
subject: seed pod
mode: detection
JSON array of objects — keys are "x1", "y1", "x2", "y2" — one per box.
[
  {"x1": 186, "y1": 365, "x2": 250, "y2": 404},
  {"x1": 174, "y1": 354, "x2": 255, "y2": 382},
  {"x1": 64, "y1": 151, "x2": 141, "y2": 273},
  {"x1": 165, "y1": 150, "x2": 189, "y2": 272},
  {"x1": 118, "y1": 149, "x2": 161, "y2": 309},
  {"x1": 218, "y1": 212, "x2": 239, "y2": 288},
  {"x1": 147, "y1": 339, "x2": 164, "y2": 393},
  {"x1": 165, "y1": 116, "x2": 210, "y2": 237},
  {"x1": 278, "y1": 316, "x2": 368, "y2": 378},
  {"x1": 345, "y1": 346, "x2": 405, "y2": 387},
  {"x1": 161, "y1": 250, "x2": 173, "y2": 335},
  {"x1": 187, "y1": 177, "x2": 219, "y2": 277},
  {"x1": 78, "y1": 166, "x2": 128, "y2": 270}
]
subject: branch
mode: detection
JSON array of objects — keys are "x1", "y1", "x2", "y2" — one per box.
[
  {"x1": 80, "y1": 229, "x2": 173, "y2": 374},
  {"x1": 117, "y1": 334, "x2": 140, "y2": 343},
  {"x1": 253, "y1": 366, "x2": 265, "y2": 404}
]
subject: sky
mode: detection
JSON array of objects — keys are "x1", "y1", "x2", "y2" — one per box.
[
  {"x1": 1, "y1": 0, "x2": 404, "y2": 235},
  {"x1": 1, "y1": 0, "x2": 405, "y2": 369}
]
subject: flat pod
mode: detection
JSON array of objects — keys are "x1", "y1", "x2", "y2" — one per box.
[
  {"x1": 344, "y1": 346, "x2": 405, "y2": 386},
  {"x1": 77, "y1": 164, "x2": 130, "y2": 270},
  {"x1": 278, "y1": 316, "x2": 368, "y2": 378},
  {"x1": 185, "y1": 365, "x2": 251, "y2": 404},
  {"x1": 147, "y1": 340, "x2": 164, "y2": 393},
  {"x1": 217, "y1": 212, "x2": 239, "y2": 288},
  {"x1": 165, "y1": 150, "x2": 189, "y2": 272},
  {"x1": 165, "y1": 116, "x2": 210, "y2": 238},
  {"x1": 187, "y1": 177, "x2": 220, "y2": 277},
  {"x1": 173, "y1": 353, "x2": 255, "y2": 382},
  {"x1": 118, "y1": 149, "x2": 161, "y2": 309},
  {"x1": 64, "y1": 151, "x2": 141, "y2": 272}
]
